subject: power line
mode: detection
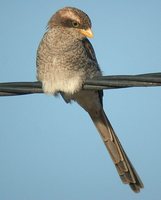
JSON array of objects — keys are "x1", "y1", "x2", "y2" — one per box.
[{"x1": 0, "y1": 72, "x2": 161, "y2": 96}]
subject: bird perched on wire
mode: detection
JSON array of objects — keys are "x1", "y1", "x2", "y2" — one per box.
[{"x1": 36, "y1": 7, "x2": 144, "y2": 192}]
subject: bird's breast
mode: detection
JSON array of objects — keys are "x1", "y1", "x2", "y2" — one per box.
[{"x1": 37, "y1": 29, "x2": 99, "y2": 95}]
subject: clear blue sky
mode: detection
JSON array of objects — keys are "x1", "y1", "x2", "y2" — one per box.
[{"x1": 0, "y1": 0, "x2": 161, "y2": 199}]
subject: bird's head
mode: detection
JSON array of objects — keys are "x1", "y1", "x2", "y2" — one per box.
[{"x1": 47, "y1": 7, "x2": 93, "y2": 38}]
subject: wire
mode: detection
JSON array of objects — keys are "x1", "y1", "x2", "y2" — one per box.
[{"x1": 0, "y1": 72, "x2": 161, "y2": 96}]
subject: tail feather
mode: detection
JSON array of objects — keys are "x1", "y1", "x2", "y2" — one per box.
[{"x1": 89, "y1": 109, "x2": 144, "y2": 192}]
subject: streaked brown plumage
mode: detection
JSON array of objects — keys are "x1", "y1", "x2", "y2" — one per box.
[{"x1": 36, "y1": 7, "x2": 144, "y2": 192}]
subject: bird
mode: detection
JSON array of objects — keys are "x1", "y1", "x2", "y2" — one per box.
[{"x1": 36, "y1": 7, "x2": 144, "y2": 192}]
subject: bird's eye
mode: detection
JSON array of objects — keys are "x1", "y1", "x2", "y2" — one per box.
[{"x1": 72, "y1": 21, "x2": 79, "y2": 28}]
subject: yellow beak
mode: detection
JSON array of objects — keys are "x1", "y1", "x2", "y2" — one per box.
[{"x1": 80, "y1": 28, "x2": 94, "y2": 38}]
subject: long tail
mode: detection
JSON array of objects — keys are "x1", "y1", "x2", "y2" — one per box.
[{"x1": 89, "y1": 109, "x2": 144, "y2": 192}]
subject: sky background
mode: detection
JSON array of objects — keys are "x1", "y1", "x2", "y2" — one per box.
[{"x1": 0, "y1": 0, "x2": 161, "y2": 200}]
